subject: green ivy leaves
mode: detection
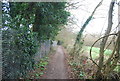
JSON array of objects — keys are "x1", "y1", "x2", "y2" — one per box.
[{"x1": 2, "y1": 2, "x2": 70, "y2": 79}]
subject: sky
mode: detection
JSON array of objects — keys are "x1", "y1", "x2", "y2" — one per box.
[
  {"x1": 68, "y1": 0, "x2": 120, "y2": 35},
  {"x1": 2, "y1": 0, "x2": 120, "y2": 35}
]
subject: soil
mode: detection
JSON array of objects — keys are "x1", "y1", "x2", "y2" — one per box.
[{"x1": 41, "y1": 46, "x2": 71, "y2": 79}]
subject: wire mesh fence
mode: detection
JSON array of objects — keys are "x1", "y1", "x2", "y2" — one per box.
[
  {"x1": 34, "y1": 40, "x2": 51, "y2": 63},
  {"x1": 2, "y1": 29, "x2": 51, "y2": 79}
]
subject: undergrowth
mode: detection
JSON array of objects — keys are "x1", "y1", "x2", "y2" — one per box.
[{"x1": 27, "y1": 56, "x2": 49, "y2": 79}]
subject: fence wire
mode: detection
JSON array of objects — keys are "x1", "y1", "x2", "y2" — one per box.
[{"x1": 2, "y1": 29, "x2": 51, "y2": 79}]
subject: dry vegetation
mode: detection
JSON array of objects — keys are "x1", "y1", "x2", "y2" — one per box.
[
  {"x1": 84, "y1": 34, "x2": 116, "y2": 49},
  {"x1": 55, "y1": 28, "x2": 119, "y2": 79}
]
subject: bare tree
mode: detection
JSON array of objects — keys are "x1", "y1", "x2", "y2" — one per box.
[
  {"x1": 70, "y1": 0, "x2": 103, "y2": 56},
  {"x1": 95, "y1": 0, "x2": 115, "y2": 79},
  {"x1": 89, "y1": 0, "x2": 120, "y2": 79}
]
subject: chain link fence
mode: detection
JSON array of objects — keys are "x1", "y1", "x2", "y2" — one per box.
[
  {"x1": 34, "y1": 40, "x2": 51, "y2": 63},
  {"x1": 0, "y1": 31, "x2": 2, "y2": 81},
  {"x1": 2, "y1": 29, "x2": 51, "y2": 79}
]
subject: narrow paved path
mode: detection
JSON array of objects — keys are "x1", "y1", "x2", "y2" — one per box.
[{"x1": 41, "y1": 46, "x2": 69, "y2": 79}]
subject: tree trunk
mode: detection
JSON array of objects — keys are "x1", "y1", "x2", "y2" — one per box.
[
  {"x1": 71, "y1": 0, "x2": 103, "y2": 56},
  {"x1": 96, "y1": 0, "x2": 115, "y2": 79},
  {"x1": 33, "y1": 8, "x2": 41, "y2": 32}
]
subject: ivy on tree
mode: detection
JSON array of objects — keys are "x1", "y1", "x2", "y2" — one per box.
[
  {"x1": 2, "y1": 2, "x2": 70, "y2": 79},
  {"x1": 9, "y1": 2, "x2": 70, "y2": 41}
]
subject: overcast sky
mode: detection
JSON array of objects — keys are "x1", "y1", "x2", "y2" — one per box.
[
  {"x1": 2, "y1": 0, "x2": 119, "y2": 35},
  {"x1": 69, "y1": 0, "x2": 120, "y2": 35}
]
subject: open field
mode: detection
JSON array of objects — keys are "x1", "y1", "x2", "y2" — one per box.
[
  {"x1": 83, "y1": 46, "x2": 119, "y2": 72},
  {"x1": 83, "y1": 46, "x2": 112, "y2": 59}
]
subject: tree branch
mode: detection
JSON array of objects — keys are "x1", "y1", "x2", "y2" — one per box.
[{"x1": 89, "y1": 33, "x2": 118, "y2": 69}]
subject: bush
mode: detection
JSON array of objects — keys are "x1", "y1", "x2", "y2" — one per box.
[{"x1": 2, "y1": 27, "x2": 39, "y2": 79}]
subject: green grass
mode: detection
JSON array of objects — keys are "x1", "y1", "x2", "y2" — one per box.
[
  {"x1": 84, "y1": 46, "x2": 120, "y2": 72},
  {"x1": 104, "y1": 49, "x2": 112, "y2": 56},
  {"x1": 84, "y1": 46, "x2": 112, "y2": 59}
]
